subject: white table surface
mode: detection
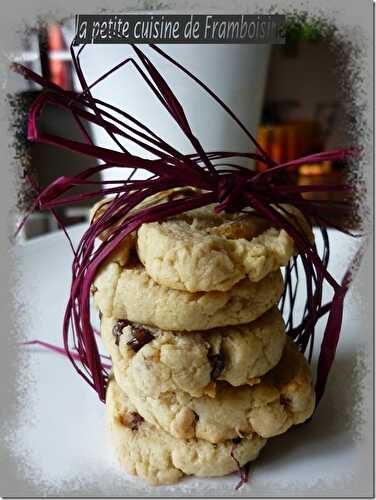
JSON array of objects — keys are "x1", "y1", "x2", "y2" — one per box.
[{"x1": 10, "y1": 223, "x2": 373, "y2": 497}]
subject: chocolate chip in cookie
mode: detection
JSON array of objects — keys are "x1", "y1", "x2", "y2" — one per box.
[
  {"x1": 127, "y1": 325, "x2": 154, "y2": 352},
  {"x1": 208, "y1": 349, "x2": 225, "y2": 380},
  {"x1": 119, "y1": 411, "x2": 144, "y2": 431},
  {"x1": 128, "y1": 411, "x2": 144, "y2": 431},
  {"x1": 112, "y1": 320, "x2": 130, "y2": 346}
]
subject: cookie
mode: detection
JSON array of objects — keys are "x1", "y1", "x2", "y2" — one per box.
[
  {"x1": 113, "y1": 340, "x2": 315, "y2": 443},
  {"x1": 89, "y1": 188, "x2": 199, "y2": 246},
  {"x1": 91, "y1": 191, "x2": 313, "y2": 293},
  {"x1": 136, "y1": 203, "x2": 313, "y2": 292},
  {"x1": 107, "y1": 378, "x2": 267, "y2": 485},
  {"x1": 93, "y1": 260, "x2": 284, "y2": 331},
  {"x1": 101, "y1": 307, "x2": 286, "y2": 398}
]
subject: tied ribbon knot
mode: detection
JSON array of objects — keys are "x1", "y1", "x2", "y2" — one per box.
[{"x1": 215, "y1": 172, "x2": 253, "y2": 214}]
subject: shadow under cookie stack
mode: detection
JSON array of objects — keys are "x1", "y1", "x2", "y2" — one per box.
[{"x1": 92, "y1": 189, "x2": 316, "y2": 486}]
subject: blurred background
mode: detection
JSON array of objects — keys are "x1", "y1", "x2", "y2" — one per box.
[{"x1": 11, "y1": 18, "x2": 353, "y2": 240}]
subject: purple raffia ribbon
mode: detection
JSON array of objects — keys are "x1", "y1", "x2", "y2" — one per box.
[{"x1": 12, "y1": 43, "x2": 363, "y2": 404}]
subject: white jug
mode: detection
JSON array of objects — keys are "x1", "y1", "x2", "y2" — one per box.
[{"x1": 73, "y1": 43, "x2": 271, "y2": 181}]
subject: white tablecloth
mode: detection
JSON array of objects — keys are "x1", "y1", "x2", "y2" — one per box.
[{"x1": 10, "y1": 224, "x2": 372, "y2": 496}]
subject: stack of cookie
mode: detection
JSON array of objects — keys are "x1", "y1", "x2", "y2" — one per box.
[{"x1": 91, "y1": 189, "x2": 316, "y2": 486}]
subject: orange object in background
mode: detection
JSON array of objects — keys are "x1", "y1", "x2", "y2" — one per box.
[
  {"x1": 285, "y1": 124, "x2": 298, "y2": 163},
  {"x1": 298, "y1": 169, "x2": 345, "y2": 201},
  {"x1": 256, "y1": 125, "x2": 287, "y2": 171},
  {"x1": 256, "y1": 121, "x2": 324, "y2": 173},
  {"x1": 299, "y1": 161, "x2": 332, "y2": 176},
  {"x1": 255, "y1": 120, "x2": 351, "y2": 228},
  {"x1": 255, "y1": 127, "x2": 269, "y2": 172},
  {"x1": 47, "y1": 24, "x2": 72, "y2": 90},
  {"x1": 270, "y1": 126, "x2": 285, "y2": 165}
]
